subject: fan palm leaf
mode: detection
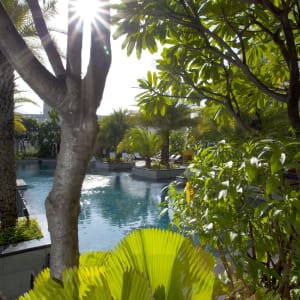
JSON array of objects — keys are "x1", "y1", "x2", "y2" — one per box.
[
  {"x1": 19, "y1": 229, "x2": 216, "y2": 300},
  {"x1": 14, "y1": 88, "x2": 39, "y2": 134},
  {"x1": 107, "y1": 228, "x2": 215, "y2": 300}
]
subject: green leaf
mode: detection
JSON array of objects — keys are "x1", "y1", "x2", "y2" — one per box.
[
  {"x1": 21, "y1": 229, "x2": 215, "y2": 300},
  {"x1": 110, "y1": 228, "x2": 216, "y2": 300},
  {"x1": 127, "y1": 37, "x2": 136, "y2": 56},
  {"x1": 245, "y1": 163, "x2": 257, "y2": 184},
  {"x1": 145, "y1": 34, "x2": 157, "y2": 53},
  {"x1": 266, "y1": 176, "x2": 280, "y2": 195},
  {"x1": 147, "y1": 71, "x2": 153, "y2": 86},
  {"x1": 270, "y1": 151, "x2": 284, "y2": 175},
  {"x1": 160, "y1": 105, "x2": 166, "y2": 116},
  {"x1": 121, "y1": 270, "x2": 154, "y2": 300}
]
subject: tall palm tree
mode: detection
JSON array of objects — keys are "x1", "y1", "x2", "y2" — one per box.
[
  {"x1": 0, "y1": 49, "x2": 17, "y2": 229},
  {"x1": 0, "y1": 0, "x2": 57, "y2": 229}
]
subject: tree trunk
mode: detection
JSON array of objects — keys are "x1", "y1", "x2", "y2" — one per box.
[
  {"x1": 0, "y1": 50, "x2": 17, "y2": 229},
  {"x1": 46, "y1": 112, "x2": 98, "y2": 280},
  {"x1": 230, "y1": 111, "x2": 250, "y2": 133},
  {"x1": 145, "y1": 156, "x2": 151, "y2": 169},
  {"x1": 160, "y1": 130, "x2": 170, "y2": 168},
  {"x1": 225, "y1": 96, "x2": 250, "y2": 134},
  {"x1": 281, "y1": 11, "x2": 300, "y2": 133},
  {"x1": 287, "y1": 91, "x2": 300, "y2": 133}
]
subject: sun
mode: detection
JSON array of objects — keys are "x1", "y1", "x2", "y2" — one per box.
[
  {"x1": 74, "y1": 0, "x2": 99, "y2": 25},
  {"x1": 70, "y1": 0, "x2": 110, "y2": 31}
]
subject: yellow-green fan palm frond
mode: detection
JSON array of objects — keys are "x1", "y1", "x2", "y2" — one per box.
[
  {"x1": 107, "y1": 228, "x2": 216, "y2": 300},
  {"x1": 19, "y1": 229, "x2": 216, "y2": 300},
  {"x1": 14, "y1": 113, "x2": 26, "y2": 134},
  {"x1": 14, "y1": 88, "x2": 39, "y2": 134}
]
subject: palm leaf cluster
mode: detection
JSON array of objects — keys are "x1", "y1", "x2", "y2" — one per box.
[{"x1": 19, "y1": 228, "x2": 215, "y2": 300}]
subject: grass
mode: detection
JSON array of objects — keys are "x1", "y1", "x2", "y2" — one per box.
[{"x1": 0, "y1": 218, "x2": 43, "y2": 245}]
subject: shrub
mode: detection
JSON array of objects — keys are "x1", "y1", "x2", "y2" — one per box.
[
  {"x1": 0, "y1": 218, "x2": 43, "y2": 245},
  {"x1": 166, "y1": 138, "x2": 300, "y2": 299}
]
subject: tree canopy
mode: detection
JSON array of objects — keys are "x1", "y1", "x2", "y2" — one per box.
[{"x1": 113, "y1": 0, "x2": 300, "y2": 132}]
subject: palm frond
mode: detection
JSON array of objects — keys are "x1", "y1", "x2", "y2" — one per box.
[
  {"x1": 107, "y1": 228, "x2": 215, "y2": 299},
  {"x1": 14, "y1": 113, "x2": 26, "y2": 134},
  {"x1": 19, "y1": 229, "x2": 216, "y2": 300}
]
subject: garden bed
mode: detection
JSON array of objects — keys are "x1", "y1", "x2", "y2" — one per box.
[
  {"x1": 0, "y1": 215, "x2": 51, "y2": 300},
  {"x1": 132, "y1": 166, "x2": 186, "y2": 181},
  {"x1": 95, "y1": 161, "x2": 134, "y2": 171}
]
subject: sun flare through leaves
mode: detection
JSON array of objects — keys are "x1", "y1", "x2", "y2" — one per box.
[{"x1": 70, "y1": 0, "x2": 110, "y2": 31}]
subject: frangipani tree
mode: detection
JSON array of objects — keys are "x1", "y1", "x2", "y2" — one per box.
[
  {"x1": 0, "y1": 0, "x2": 111, "y2": 281},
  {"x1": 113, "y1": 0, "x2": 300, "y2": 132}
]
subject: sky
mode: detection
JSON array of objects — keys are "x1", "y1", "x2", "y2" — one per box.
[
  {"x1": 98, "y1": 38, "x2": 157, "y2": 115},
  {"x1": 17, "y1": 0, "x2": 157, "y2": 116}
]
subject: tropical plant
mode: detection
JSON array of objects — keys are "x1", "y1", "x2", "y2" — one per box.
[
  {"x1": 37, "y1": 109, "x2": 60, "y2": 158},
  {"x1": 14, "y1": 87, "x2": 39, "y2": 134},
  {"x1": 118, "y1": 127, "x2": 162, "y2": 168},
  {"x1": 138, "y1": 91, "x2": 194, "y2": 167},
  {"x1": 0, "y1": 0, "x2": 111, "y2": 281},
  {"x1": 113, "y1": 0, "x2": 300, "y2": 131},
  {"x1": 0, "y1": 218, "x2": 42, "y2": 245},
  {"x1": 95, "y1": 109, "x2": 131, "y2": 160},
  {"x1": 170, "y1": 130, "x2": 185, "y2": 156},
  {"x1": 0, "y1": 0, "x2": 56, "y2": 230},
  {"x1": 166, "y1": 138, "x2": 300, "y2": 299},
  {"x1": 15, "y1": 117, "x2": 39, "y2": 157},
  {"x1": 19, "y1": 228, "x2": 216, "y2": 300}
]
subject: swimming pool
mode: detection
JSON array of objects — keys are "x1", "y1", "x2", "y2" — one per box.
[{"x1": 16, "y1": 162, "x2": 170, "y2": 252}]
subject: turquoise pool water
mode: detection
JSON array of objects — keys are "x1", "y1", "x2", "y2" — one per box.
[{"x1": 16, "y1": 162, "x2": 170, "y2": 252}]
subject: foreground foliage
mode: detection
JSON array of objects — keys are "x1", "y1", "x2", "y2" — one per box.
[
  {"x1": 0, "y1": 218, "x2": 43, "y2": 245},
  {"x1": 19, "y1": 228, "x2": 215, "y2": 300},
  {"x1": 167, "y1": 138, "x2": 300, "y2": 299}
]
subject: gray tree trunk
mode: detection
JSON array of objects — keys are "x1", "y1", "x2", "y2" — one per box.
[
  {"x1": 46, "y1": 114, "x2": 98, "y2": 279},
  {"x1": 0, "y1": 50, "x2": 17, "y2": 229}
]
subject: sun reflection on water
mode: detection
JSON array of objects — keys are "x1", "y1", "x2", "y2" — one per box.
[
  {"x1": 81, "y1": 174, "x2": 111, "y2": 191},
  {"x1": 17, "y1": 164, "x2": 170, "y2": 252}
]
